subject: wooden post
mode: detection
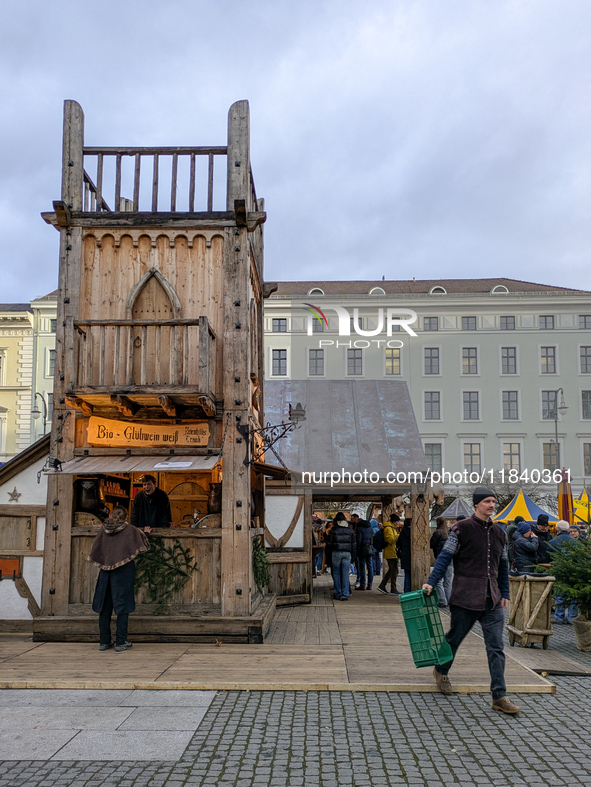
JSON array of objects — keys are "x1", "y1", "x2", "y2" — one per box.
[
  {"x1": 220, "y1": 101, "x2": 252, "y2": 617},
  {"x1": 41, "y1": 101, "x2": 85, "y2": 616},
  {"x1": 410, "y1": 485, "x2": 431, "y2": 591}
]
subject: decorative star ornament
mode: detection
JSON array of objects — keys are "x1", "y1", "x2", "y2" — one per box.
[{"x1": 8, "y1": 486, "x2": 21, "y2": 502}]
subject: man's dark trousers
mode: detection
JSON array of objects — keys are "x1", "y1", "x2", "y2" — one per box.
[
  {"x1": 435, "y1": 597, "x2": 506, "y2": 699},
  {"x1": 98, "y1": 577, "x2": 129, "y2": 647}
]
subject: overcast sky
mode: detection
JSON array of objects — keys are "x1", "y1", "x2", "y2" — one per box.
[{"x1": 2, "y1": 0, "x2": 591, "y2": 302}]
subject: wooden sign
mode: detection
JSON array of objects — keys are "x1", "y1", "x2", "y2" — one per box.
[{"x1": 87, "y1": 417, "x2": 209, "y2": 448}]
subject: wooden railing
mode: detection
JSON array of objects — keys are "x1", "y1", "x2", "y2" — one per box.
[
  {"x1": 82, "y1": 146, "x2": 228, "y2": 213},
  {"x1": 69, "y1": 316, "x2": 217, "y2": 395}
]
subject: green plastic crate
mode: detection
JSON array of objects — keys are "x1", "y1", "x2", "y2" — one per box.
[{"x1": 399, "y1": 589, "x2": 453, "y2": 668}]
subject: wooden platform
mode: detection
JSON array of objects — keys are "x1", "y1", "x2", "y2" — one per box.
[
  {"x1": 0, "y1": 577, "x2": 554, "y2": 693},
  {"x1": 31, "y1": 596, "x2": 276, "y2": 645}
]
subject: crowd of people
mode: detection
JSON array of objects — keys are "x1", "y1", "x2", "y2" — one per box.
[{"x1": 312, "y1": 511, "x2": 412, "y2": 600}]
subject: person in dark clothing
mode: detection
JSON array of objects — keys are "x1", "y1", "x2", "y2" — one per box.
[
  {"x1": 89, "y1": 506, "x2": 149, "y2": 652},
  {"x1": 512, "y1": 522, "x2": 539, "y2": 573},
  {"x1": 131, "y1": 475, "x2": 172, "y2": 533},
  {"x1": 327, "y1": 512, "x2": 357, "y2": 600},
  {"x1": 506, "y1": 515, "x2": 525, "y2": 565},
  {"x1": 531, "y1": 514, "x2": 552, "y2": 563},
  {"x1": 354, "y1": 515, "x2": 374, "y2": 590},
  {"x1": 423, "y1": 486, "x2": 520, "y2": 714},
  {"x1": 430, "y1": 517, "x2": 452, "y2": 607},
  {"x1": 549, "y1": 521, "x2": 579, "y2": 623},
  {"x1": 397, "y1": 517, "x2": 412, "y2": 592}
]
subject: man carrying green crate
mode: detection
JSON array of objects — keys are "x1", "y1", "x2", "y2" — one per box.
[{"x1": 422, "y1": 486, "x2": 520, "y2": 714}]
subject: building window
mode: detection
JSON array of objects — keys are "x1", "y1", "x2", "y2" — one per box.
[
  {"x1": 543, "y1": 442, "x2": 558, "y2": 471},
  {"x1": 541, "y1": 347, "x2": 556, "y2": 374},
  {"x1": 50, "y1": 319, "x2": 57, "y2": 333},
  {"x1": 309, "y1": 349, "x2": 324, "y2": 376},
  {"x1": 425, "y1": 392, "x2": 441, "y2": 420},
  {"x1": 312, "y1": 318, "x2": 324, "y2": 333},
  {"x1": 272, "y1": 349, "x2": 287, "y2": 376},
  {"x1": 542, "y1": 390, "x2": 557, "y2": 420},
  {"x1": 583, "y1": 391, "x2": 591, "y2": 420},
  {"x1": 462, "y1": 316, "x2": 476, "y2": 331},
  {"x1": 48, "y1": 349, "x2": 56, "y2": 377},
  {"x1": 462, "y1": 348, "x2": 478, "y2": 374},
  {"x1": 347, "y1": 349, "x2": 363, "y2": 376},
  {"x1": 47, "y1": 393, "x2": 54, "y2": 421},
  {"x1": 580, "y1": 346, "x2": 591, "y2": 373},
  {"x1": 501, "y1": 347, "x2": 517, "y2": 375},
  {"x1": 385, "y1": 348, "x2": 400, "y2": 375},
  {"x1": 579, "y1": 315, "x2": 591, "y2": 330},
  {"x1": 463, "y1": 391, "x2": 479, "y2": 420},
  {"x1": 464, "y1": 443, "x2": 481, "y2": 473},
  {"x1": 500, "y1": 316, "x2": 515, "y2": 330},
  {"x1": 424, "y1": 348, "x2": 440, "y2": 375},
  {"x1": 584, "y1": 443, "x2": 591, "y2": 476},
  {"x1": 424, "y1": 317, "x2": 438, "y2": 331},
  {"x1": 350, "y1": 316, "x2": 363, "y2": 333},
  {"x1": 503, "y1": 443, "x2": 521, "y2": 472},
  {"x1": 272, "y1": 318, "x2": 287, "y2": 332},
  {"x1": 0, "y1": 352, "x2": 4, "y2": 385},
  {"x1": 539, "y1": 315, "x2": 554, "y2": 330},
  {"x1": 502, "y1": 391, "x2": 519, "y2": 420},
  {"x1": 424, "y1": 443, "x2": 442, "y2": 473}
]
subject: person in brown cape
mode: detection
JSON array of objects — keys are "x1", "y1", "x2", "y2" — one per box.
[{"x1": 89, "y1": 506, "x2": 149, "y2": 652}]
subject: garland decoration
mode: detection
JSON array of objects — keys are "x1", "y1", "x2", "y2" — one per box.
[
  {"x1": 134, "y1": 536, "x2": 196, "y2": 614},
  {"x1": 252, "y1": 534, "x2": 271, "y2": 593}
]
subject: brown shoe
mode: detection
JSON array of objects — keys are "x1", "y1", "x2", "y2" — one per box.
[
  {"x1": 492, "y1": 696, "x2": 521, "y2": 714},
  {"x1": 433, "y1": 667, "x2": 453, "y2": 695}
]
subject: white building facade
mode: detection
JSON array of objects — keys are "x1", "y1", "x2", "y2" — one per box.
[{"x1": 264, "y1": 278, "x2": 591, "y2": 493}]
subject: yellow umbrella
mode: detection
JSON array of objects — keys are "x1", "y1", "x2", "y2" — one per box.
[{"x1": 574, "y1": 488, "x2": 590, "y2": 526}]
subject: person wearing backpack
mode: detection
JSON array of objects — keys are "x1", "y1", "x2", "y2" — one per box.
[
  {"x1": 377, "y1": 514, "x2": 400, "y2": 595},
  {"x1": 354, "y1": 515, "x2": 374, "y2": 590},
  {"x1": 370, "y1": 518, "x2": 382, "y2": 577}
]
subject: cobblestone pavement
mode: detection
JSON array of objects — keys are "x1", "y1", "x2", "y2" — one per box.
[{"x1": 2, "y1": 679, "x2": 591, "y2": 787}]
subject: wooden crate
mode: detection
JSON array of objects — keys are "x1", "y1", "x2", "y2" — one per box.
[{"x1": 507, "y1": 574, "x2": 555, "y2": 649}]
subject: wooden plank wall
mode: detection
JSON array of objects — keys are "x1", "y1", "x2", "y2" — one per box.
[
  {"x1": 68, "y1": 532, "x2": 221, "y2": 607},
  {"x1": 79, "y1": 234, "x2": 224, "y2": 394}
]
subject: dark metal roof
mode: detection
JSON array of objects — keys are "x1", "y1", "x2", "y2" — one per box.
[
  {"x1": 264, "y1": 380, "x2": 427, "y2": 478},
  {"x1": 0, "y1": 304, "x2": 32, "y2": 312},
  {"x1": 270, "y1": 278, "x2": 588, "y2": 297},
  {"x1": 439, "y1": 497, "x2": 473, "y2": 519}
]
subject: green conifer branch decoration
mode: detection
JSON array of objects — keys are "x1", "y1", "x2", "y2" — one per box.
[
  {"x1": 134, "y1": 536, "x2": 196, "y2": 614},
  {"x1": 252, "y1": 535, "x2": 271, "y2": 593}
]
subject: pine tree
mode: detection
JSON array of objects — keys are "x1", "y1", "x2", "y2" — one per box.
[
  {"x1": 549, "y1": 538, "x2": 591, "y2": 620},
  {"x1": 135, "y1": 537, "x2": 196, "y2": 614}
]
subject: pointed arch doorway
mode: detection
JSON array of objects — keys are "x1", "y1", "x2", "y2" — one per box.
[{"x1": 127, "y1": 269, "x2": 181, "y2": 385}]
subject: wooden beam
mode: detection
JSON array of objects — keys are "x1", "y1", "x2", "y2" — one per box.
[
  {"x1": 110, "y1": 394, "x2": 139, "y2": 416},
  {"x1": 52, "y1": 201, "x2": 72, "y2": 227},
  {"x1": 410, "y1": 490, "x2": 431, "y2": 591},
  {"x1": 54, "y1": 211, "x2": 266, "y2": 229},
  {"x1": 157, "y1": 395, "x2": 177, "y2": 418},
  {"x1": 263, "y1": 282, "x2": 278, "y2": 299},
  {"x1": 0, "y1": 505, "x2": 46, "y2": 517},
  {"x1": 235, "y1": 199, "x2": 247, "y2": 227},
  {"x1": 197, "y1": 395, "x2": 216, "y2": 417},
  {"x1": 65, "y1": 396, "x2": 93, "y2": 416}
]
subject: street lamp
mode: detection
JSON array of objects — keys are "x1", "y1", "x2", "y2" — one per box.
[
  {"x1": 552, "y1": 388, "x2": 568, "y2": 470},
  {"x1": 31, "y1": 392, "x2": 48, "y2": 436}
]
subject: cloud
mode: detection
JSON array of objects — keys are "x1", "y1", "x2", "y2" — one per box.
[{"x1": 1, "y1": 0, "x2": 591, "y2": 300}]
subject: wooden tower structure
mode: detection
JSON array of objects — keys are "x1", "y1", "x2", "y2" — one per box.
[{"x1": 37, "y1": 100, "x2": 275, "y2": 641}]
